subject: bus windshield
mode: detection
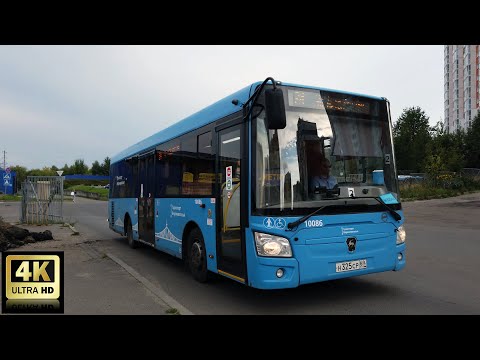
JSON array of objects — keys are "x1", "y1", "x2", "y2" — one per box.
[{"x1": 254, "y1": 86, "x2": 399, "y2": 215}]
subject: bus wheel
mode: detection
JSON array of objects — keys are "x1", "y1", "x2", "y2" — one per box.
[
  {"x1": 126, "y1": 218, "x2": 138, "y2": 249},
  {"x1": 187, "y1": 228, "x2": 208, "y2": 283}
]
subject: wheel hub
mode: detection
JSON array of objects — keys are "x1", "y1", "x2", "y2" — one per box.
[{"x1": 191, "y1": 241, "x2": 203, "y2": 267}]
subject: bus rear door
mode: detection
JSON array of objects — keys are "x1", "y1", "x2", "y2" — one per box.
[{"x1": 138, "y1": 152, "x2": 155, "y2": 245}]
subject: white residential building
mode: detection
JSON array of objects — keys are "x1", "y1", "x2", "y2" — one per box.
[{"x1": 444, "y1": 45, "x2": 480, "y2": 132}]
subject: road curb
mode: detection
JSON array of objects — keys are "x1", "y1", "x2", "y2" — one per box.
[
  {"x1": 64, "y1": 223, "x2": 80, "y2": 235},
  {"x1": 106, "y1": 252, "x2": 194, "y2": 315}
]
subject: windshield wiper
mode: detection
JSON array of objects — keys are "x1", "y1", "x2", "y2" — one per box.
[
  {"x1": 287, "y1": 206, "x2": 328, "y2": 230},
  {"x1": 347, "y1": 194, "x2": 401, "y2": 221},
  {"x1": 286, "y1": 195, "x2": 401, "y2": 230},
  {"x1": 374, "y1": 197, "x2": 401, "y2": 221}
]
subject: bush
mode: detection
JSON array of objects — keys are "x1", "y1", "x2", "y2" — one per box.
[
  {"x1": 461, "y1": 175, "x2": 480, "y2": 191},
  {"x1": 400, "y1": 175, "x2": 480, "y2": 201},
  {"x1": 400, "y1": 183, "x2": 460, "y2": 200},
  {"x1": 437, "y1": 174, "x2": 464, "y2": 189}
]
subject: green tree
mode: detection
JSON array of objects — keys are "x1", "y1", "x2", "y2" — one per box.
[
  {"x1": 10, "y1": 165, "x2": 27, "y2": 192},
  {"x1": 27, "y1": 167, "x2": 56, "y2": 177},
  {"x1": 424, "y1": 154, "x2": 446, "y2": 186},
  {"x1": 51, "y1": 165, "x2": 59, "y2": 172},
  {"x1": 465, "y1": 113, "x2": 480, "y2": 168},
  {"x1": 71, "y1": 159, "x2": 89, "y2": 175},
  {"x1": 91, "y1": 160, "x2": 102, "y2": 175},
  {"x1": 27, "y1": 168, "x2": 41, "y2": 176},
  {"x1": 42, "y1": 167, "x2": 56, "y2": 176},
  {"x1": 427, "y1": 121, "x2": 465, "y2": 172},
  {"x1": 101, "y1": 156, "x2": 111, "y2": 176},
  {"x1": 393, "y1": 106, "x2": 431, "y2": 173},
  {"x1": 62, "y1": 163, "x2": 72, "y2": 175}
]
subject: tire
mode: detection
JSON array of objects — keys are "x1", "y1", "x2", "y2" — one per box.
[
  {"x1": 187, "y1": 228, "x2": 209, "y2": 283},
  {"x1": 126, "y1": 218, "x2": 138, "y2": 249}
]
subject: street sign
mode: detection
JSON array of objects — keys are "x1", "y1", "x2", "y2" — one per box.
[
  {"x1": 56, "y1": 170, "x2": 64, "y2": 176},
  {"x1": 5, "y1": 167, "x2": 11, "y2": 174},
  {"x1": 3, "y1": 173, "x2": 11, "y2": 180}
]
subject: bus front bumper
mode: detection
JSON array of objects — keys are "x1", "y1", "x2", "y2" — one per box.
[{"x1": 248, "y1": 241, "x2": 405, "y2": 290}]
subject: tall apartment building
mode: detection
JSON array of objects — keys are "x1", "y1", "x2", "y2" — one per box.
[{"x1": 444, "y1": 45, "x2": 480, "y2": 133}]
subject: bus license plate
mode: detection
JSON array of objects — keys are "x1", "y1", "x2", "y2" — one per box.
[{"x1": 335, "y1": 259, "x2": 367, "y2": 273}]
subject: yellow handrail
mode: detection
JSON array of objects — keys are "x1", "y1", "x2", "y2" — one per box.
[{"x1": 223, "y1": 182, "x2": 240, "y2": 232}]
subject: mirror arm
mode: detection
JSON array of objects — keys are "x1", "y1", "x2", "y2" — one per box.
[{"x1": 243, "y1": 77, "x2": 278, "y2": 120}]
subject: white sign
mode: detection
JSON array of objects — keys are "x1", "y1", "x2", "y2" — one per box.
[
  {"x1": 348, "y1": 187, "x2": 355, "y2": 198},
  {"x1": 263, "y1": 217, "x2": 275, "y2": 229},
  {"x1": 226, "y1": 166, "x2": 232, "y2": 190},
  {"x1": 56, "y1": 170, "x2": 64, "y2": 176},
  {"x1": 263, "y1": 217, "x2": 287, "y2": 229},
  {"x1": 274, "y1": 218, "x2": 286, "y2": 229},
  {"x1": 3, "y1": 173, "x2": 10, "y2": 180}
]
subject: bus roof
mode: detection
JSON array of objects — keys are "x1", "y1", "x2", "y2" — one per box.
[
  {"x1": 111, "y1": 81, "x2": 384, "y2": 164},
  {"x1": 111, "y1": 84, "x2": 254, "y2": 164}
]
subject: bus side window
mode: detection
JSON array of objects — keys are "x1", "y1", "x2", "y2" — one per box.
[
  {"x1": 156, "y1": 139, "x2": 182, "y2": 196},
  {"x1": 195, "y1": 132, "x2": 214, "y2": 195}
]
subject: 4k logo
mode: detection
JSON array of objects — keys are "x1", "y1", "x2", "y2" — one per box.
[
  {"x1": 2, "y1": 251, "x2": 64, "y2": 313},
  {"x1": 15, "y1": 260, "x2": 52, "y2": 281}
]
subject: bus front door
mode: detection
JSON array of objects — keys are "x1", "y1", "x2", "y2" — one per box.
[
  {"x1": 138, "y1": 154, "x2": 155, "y2": 245},
  {"x1": 216, "y1": 123, "x2": 246, "y2": 283}
]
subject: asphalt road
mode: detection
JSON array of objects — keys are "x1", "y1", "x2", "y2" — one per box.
[{"x1": 56, "y1": 193, "x2": 480, "y2": 315}]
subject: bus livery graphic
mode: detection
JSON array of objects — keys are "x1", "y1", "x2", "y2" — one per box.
[{"x1": 155, "y1": 221, "x2": 182, "y2": 245}]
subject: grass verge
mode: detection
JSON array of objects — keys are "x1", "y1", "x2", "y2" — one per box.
[{"x1": 0, "y1": 194, "x2": 22, "y2": 201}]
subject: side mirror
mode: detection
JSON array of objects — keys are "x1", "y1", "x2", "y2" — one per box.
[{"x1": 265, "y1": 88, "x2": 286, "y2": 129}]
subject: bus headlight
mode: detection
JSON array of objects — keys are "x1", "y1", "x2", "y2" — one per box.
[
  {"x1": 396, "y1": 225, "x2": 406, "y2": 245},
  {"x1": 254, "y1": 232, "x2": 292, "y2": 257}
]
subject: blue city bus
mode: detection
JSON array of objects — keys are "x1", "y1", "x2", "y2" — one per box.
[{"x1": 109, "y1": 77, "x2": 406, "y2": 289}]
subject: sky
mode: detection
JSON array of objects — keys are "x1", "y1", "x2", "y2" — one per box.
[{"x1": 0, "y1": 45, "x2": 444, "y2": 170}]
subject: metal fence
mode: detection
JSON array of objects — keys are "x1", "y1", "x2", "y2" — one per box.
[
  {"x1": 461, "y1": 168, "x2": 480, "y2": 178},
  {"x1": 398, "y1": 168, "x2": 480, "y2": 188},
  {"x1": 20, "y1": 176, "x2": 64, "y2": 224}
]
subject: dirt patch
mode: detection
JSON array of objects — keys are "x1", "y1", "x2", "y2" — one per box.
[
  {"x1": 0, "y1": 218, "x2": 53, "y2": 252},
  {"x1": 439, "y1": 200, "x2": 480, "y2": 208}
]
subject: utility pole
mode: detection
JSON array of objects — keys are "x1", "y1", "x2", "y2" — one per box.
[{"x1": 2, "y1": 150, "x2": 6, "y2": 194}]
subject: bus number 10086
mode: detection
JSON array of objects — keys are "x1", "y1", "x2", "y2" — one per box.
[{"x1": 305, "y1": 219, "x2": 323, "y2": 227}]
